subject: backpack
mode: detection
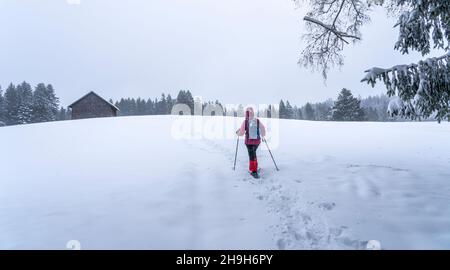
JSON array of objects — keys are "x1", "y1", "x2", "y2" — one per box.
[{"x1": 246, "y1": 118, "x2": 260, "y2": 140}]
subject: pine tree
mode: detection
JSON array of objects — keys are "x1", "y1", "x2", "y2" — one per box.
[
  {"x1": 136, "y1": 98, "x2": 147, "y2": 115},
  {"x1": 314, "y1": 100, "x2": 333, "y2": 120},
  {"x1": 166, "y1": 94, "x2": 174, "y2": 114},
  {"x1": 285, "y1": 101, "x2": 294, "y2": 119},
  {"x1": 66, "y1": 107, "x2": 72, "y2": 120},
  {"x1": 304, "y1": 102, "x2": 315, "y2": 120},
  {"x1": 57, "y1": 107, "x2": 68, "y2": 121},
  {"x1": 0, "y1": 87, "x2": 6, "y2": 124},
  {"x1": 121, "y1": 98, "x2": 129, "y2": 115},
  {"x1": 332, "y1": 88, "x2": 365, "y2": 121},
  {"x1": 185, "y1": 90, "x2": 195, "y2": 114},
  {"x1": 156, "y1": 94, "x2": 168, "y2": 115},
  {"x1": 4, "y1": 83, "x2": 19, "y2": 125},
  {"x1": 16, "y1": 81, "x2": 33, "y2": 124},
  {"x1": 129, "y1": 98, "x2": 137, "y2": 115},
  {"x1": 45, "y1": 84, "x2": 59, "y2": 121},
  {"x1": 31, "y1": 83, "x2": 58, "y2": 123},
  {"x1": 364, "y1": 107, "x2": 379, "y2": 121},
  {"x1": 266, "y1": 105, "x2": 273, "y2": 118},
  {"x1": 296, "y1": 106, "x2": 303, "y2": 119},
  {"x1": 146, "y1": 98, "x2": 154, "y2": 115},
  {"x1": 360, "y1": 94, "x2": 391, "y2": 121},
  {"x1": 279, "y1": 100, "x2": 286, "y2": 119},
  {"x1": 31, "y1": 83, "x2": 47, "y2": 123},
  {"x1": 114, "y1": 101, "x2": 121, "y2": 116},
  {"x1": 116, "y1": 99, "x2": 125, "y2": 116}
]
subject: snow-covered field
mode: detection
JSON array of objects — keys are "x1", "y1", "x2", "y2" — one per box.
[{"x1": 1, "y1": 115, "x2": 450, "y2": 249}]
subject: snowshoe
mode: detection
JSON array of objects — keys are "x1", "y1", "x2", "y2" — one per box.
[{"x1": 250, "y1": 171, "x2": 260, "y2": 179}]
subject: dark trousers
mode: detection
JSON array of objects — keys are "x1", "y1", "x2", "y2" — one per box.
[{"x1": 246, "y1": 144, "x2": 259, "y2": 161}]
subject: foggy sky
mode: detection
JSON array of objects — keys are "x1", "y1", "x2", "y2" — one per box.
[{"x1": 0, "y1": 0, "x2": 439, "y2": 107}]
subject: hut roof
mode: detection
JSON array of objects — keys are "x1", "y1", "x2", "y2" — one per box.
[{"x1": 69, "y1": 91, "x2": 119, "y2": 111}]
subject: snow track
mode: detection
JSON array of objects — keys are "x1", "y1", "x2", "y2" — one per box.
[{"x1": 194, "y1": 137, "x2": 369, "y2": 249}]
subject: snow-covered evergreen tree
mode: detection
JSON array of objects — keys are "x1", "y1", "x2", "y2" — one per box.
[
  {"x1": 31, "y1": 83, "x2": 47, "y2": 123},
  {"x1": 278, "y1": 100, "x2": 296, "y2": 119},
  {"x1": 314, "y1": 100, "x2": 333, "y2": 120},
  {"x1": 31, "y1": 83, "x2": 59, "y2": 123},
  {"x1": 285, "y1": 101, "x2": 294, "y2": 119},
  {"x1": 166, "y1": 94, "x2": 174, "y2": 114},
  {"x1": 57, "y1": 107, "x2": 68, "y2": 121},
  {"x1": 156, "y1": 94, "x2": 168, "y2": 115},
  {"x1": 45, "y1": 84, "x2": 59, "y2": 121},
  {"x1": 279, "y1": 100, "x2": 287, "y2": 119},
  {"x1": 304, "y1": 102, "x2": 315, "y2": 120},
  {"x1": 60, "y1": 106, "x2": 71, "y2": 121},
  {"x1": 360, "y1": 94, "x2": 391, "y2": 121},
  {"x1": 146, "y1": 98, "x2": 155, "y2": 115},
  {"x1": 0, "y1": 87, "x2": 6, "y2": 124},
  {"x1": 332, "y1": 88, "x2": 365, "y2": 121},
  {"x1": 17, "y1": 82, "x2": 33, "y2": 124},
  {"x1": 129, "y1": 98, "x2": 137, "y2": 115},
  {"x1": 4, "y1": 84, "x2": 19, "y2": 125},
  {"x1": 135, "y1": 98, "x2": 146, "y2": 115},
  {"x1": 364, "y1": 107, "x2": 379, "y2": 121},
  {"x1": 298, "y1": 0, "x2": 449, "y2": 121},
  {"x1": 296, "y1": 106, "x2": 303, "y2": 119}
]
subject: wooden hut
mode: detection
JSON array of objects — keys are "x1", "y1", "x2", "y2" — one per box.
[{"x1": 69, "y1": 91, "x2": 119, "y2": 120}]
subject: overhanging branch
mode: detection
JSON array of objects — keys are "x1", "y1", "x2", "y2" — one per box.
[
  {"x1": 361, "y1": 51, "x2": 450, "y2": 84},
  {"x1": 303, "y1": 16, "x2": 361, "y2": 44}
]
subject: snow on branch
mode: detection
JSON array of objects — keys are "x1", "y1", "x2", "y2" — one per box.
[
  {"x1": 361, "y1": 52, "x2": 450, "y2": 85},
  {"x1": 361, "y1": 52, "x2": 450, "y2": 121}
]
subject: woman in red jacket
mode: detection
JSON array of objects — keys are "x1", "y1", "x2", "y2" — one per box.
[{"x1": 236, "y1": 107, "x2": 266, "y2": 178}]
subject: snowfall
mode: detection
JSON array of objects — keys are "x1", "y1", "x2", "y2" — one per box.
[{"x1": 1, "y1": 115, "x2": 450, "y2": 250}]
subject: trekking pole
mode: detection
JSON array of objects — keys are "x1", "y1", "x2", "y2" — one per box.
[
  {"x1": 263, "y1": 137, "x2": 279, "y2": 171},
  {"x1": 233, "y1": 135, "x2": 239, "y2": 171}
]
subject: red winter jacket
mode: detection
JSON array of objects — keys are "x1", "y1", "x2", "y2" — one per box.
[{"x1": 236, "y1": 108, "x2": 266, "y2": 145}]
